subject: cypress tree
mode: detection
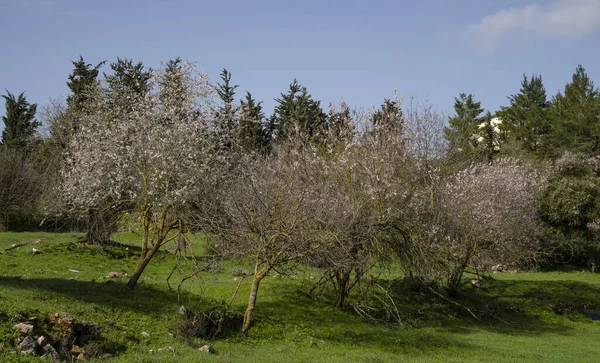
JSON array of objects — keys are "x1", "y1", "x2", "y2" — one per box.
[
  {"x1": 66, "y1": 56, "x2": 105, "y2": 110},
  {"x1": 1, "y1": 91, "x2": 39, "y2": 150}
]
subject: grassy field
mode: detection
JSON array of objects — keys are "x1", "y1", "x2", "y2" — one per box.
[{"x1": 1, "y1": 232, "x2": 599, "y2": 362}]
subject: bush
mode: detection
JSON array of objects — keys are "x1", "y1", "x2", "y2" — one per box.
[{"x1": 540, "y1": 152, "x2": 600, "y2": 269}]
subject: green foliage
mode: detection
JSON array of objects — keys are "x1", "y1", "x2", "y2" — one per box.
[
  {"x1": 370, "y1": 98, "x2": 403, "y2": 131},
  {"x1": 215, "y1": 69, "x2": 238, "y2": 130},
  {"x1": 1, "y1": 232, "x2": 600, "y2": 362},
  {"x1": 497, "y1": 74, "x2": 550, "y2": 155},
  {"x1": 1, "y1": 91, "x2": 39, "y2": 150},
  {"x1": 546, "y1": 65, "x2": 600, "y2": 155},
  {"x1": 66, "y1": 56, "x2": 105, "y2": 110},
  {"x1": 269, "y1": 79, "x2": 327, "y2": 143},
  {"x1": 104, "y1": 57, "x2": 153, "y2": 104},
  {"x1": 540, "y1": 152, "x2": 600, "y2": 266},
  {"x1": 238, "y1": 91, "x2": 267, "y2": 152},
  {"x1": 444, "y1": 93, "x2": 484, "y2": 158}
]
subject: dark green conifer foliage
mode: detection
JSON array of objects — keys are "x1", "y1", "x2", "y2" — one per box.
[
  {"x1": 239, "y1": 91, "x2": 267, "y2": 152},
  {"x1": 497, "y1": 74, "x2": 550, "y2": 155},
  {"x1": 66, "y1": 56, "x2": 105, "y2": 110},
  {"x1": 269, "y1": 79, "x2": 327, "y2": 142},
  {"x1": 480, "y1": 111, "x2": 498, "y2": 162},
  {"x1": 548, "y1": 65, "x2": 600, "y2": 155},
  {"x1": 216, "y1": 69, "x2": 238, "y2": 131},
  {"x1": 105, "y1": 58, "x2": 153, "y2": 104},
  {"x1": 444, "y1": 93, "x2": 484, "y2": 156},
  {"x1": 1, "y1": 91, "x2": 39, "y2": 150},
  {"x1": 371, "y1": 98, "x2": 403, "y2": 131},
  {"x1": 327, "y1": 101, "x2": 354, "y2": 142}
]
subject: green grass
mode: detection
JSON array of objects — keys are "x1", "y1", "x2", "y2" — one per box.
[{"x1": 1, "y1": 232, "x2": 600, "y2": 362}]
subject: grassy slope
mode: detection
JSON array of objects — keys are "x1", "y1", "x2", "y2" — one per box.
[{"x1": 0, "y1": 232, "x2": 599, "y2": 362}]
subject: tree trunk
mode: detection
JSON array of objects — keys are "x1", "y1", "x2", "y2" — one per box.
[
  {"x1": 127, "y1": 240, "x2": 162, "y2": 289},
  {"x1": 241, "y1": 264, "x2": 269, "y2": 337},
  {"x1": 334, "y1": 268, "x2": 352, "y2": 309}
]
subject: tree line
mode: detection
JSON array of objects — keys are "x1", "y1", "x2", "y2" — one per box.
[{"x1": 1, "y1": 57, "x2": 600, "y2": 336}]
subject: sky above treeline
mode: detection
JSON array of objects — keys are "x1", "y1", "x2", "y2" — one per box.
[{"x1": 1, "y1": 0, "x2": 599, "y2": 135}]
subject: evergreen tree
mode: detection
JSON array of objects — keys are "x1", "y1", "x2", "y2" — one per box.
[
  {"x1": 443, "y1": 93, "x2": 484, "y2": 156},
  {"x1": 239, "y1": 91, "x2": 267, "y2": 152},
  {"x1": 1, "y1": 91, "x2": 39, "y2": 150},
  {"x1": 548, "y1": 65, "x2": 600, "y2": 154},
  {"x1": 104, "y1": 58, "x2": 153, "y2": 106},
  {"x1": 216, "y1": 68, "x2": 238, "y2": 132},
  {"x1": 66, "y1": 56, "x2": 105, "y2": 110},
  {"x1": 479, "y1": 111, "x2": 499, "y2": 162},
  {"x1": 269, "y1": 79, "x2": 327, "y2": 142},
  {"x1": 497, "y1": 74, "x2": 550, "y2": 155},
  {"x1": 159, "y1": 58, "x2": 187, "y2": 125},
  {"x1": 371, "y1": 98, "x2": 403, "y2": 132},
  {"x1": 327, "y1": 100, "x2": 354, "y2": 142}
]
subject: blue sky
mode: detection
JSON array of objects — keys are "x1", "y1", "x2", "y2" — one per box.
[{"x1": 1, "y1": 0, "x2": 600, "y2": 136}]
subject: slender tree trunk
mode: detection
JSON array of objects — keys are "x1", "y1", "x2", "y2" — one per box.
[
  {"x1": 241, "y1": 263, "x2": 269, "y2": 337},
  {"x1": 127, "y1": 237, "x2": 162, "y2": 289},
  {"x1": 334, "y1": 268, "x2": 352, "y2": 309}
]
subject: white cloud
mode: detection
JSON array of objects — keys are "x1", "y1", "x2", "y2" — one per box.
[{"x1": 466, "y1": 0, "x2": 600, "y2": 53}]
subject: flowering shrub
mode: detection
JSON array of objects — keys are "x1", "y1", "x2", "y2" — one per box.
[
  {"x1": 60, "y1": 60, "x2": 217, "y2": 288},
  {"x1": 403, "y1": 158, "x2": 547, "y2": 292}
]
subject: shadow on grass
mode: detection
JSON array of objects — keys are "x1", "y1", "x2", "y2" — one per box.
[
  {"x1": 0, "y1": 276, "x2": 184, "y2": 315},
  {"x1": 245, "y1": 276, "x2": 600, "y2": 355}
]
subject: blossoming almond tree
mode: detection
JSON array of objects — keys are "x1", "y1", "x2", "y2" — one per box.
[{"x1": 60, "y1": 60, "x2": 215, "y2": 289}]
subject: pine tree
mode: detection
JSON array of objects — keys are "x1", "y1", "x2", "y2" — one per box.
[
  {"x1": 269, "y1": 79, "x2": 327, "y2": 142},
  {"x1": 327, "y1": 100, "x2": 354, "y2": 142},
  {"x1": 1, "y1": 91, "x2": 39, "y2": 150},
  {"x1": 444, "y1": 93, "x2": 484, "y2": 156},
  {"x1": 480, "y1": 111, "x2": 498, "y2": 162},
  {"x1": 239, "y1": 91, "x2": 267, "y2": 152},
  {"x1": 159, "y1": 58, "x2": 187, "y2": 126},
  {"x1": 66, "y1": 56, "x2": 105, "y2": 110},
  {"x1": 371, "y1": 98, "x2": 403, "y2": 132},
  {"x1": 216, "y1": 69, "x2": 238, "y2": 131},
  {"x1": 497, "y1": 74, "x2": 550, "y2": 155},
  {"x1": 105, "y1": 58, "x2": 153, "y2": 106},
  {"x1": 548, "y1": 65, "x2": 600, "y2": 154}
]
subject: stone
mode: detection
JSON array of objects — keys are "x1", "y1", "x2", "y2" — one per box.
[
  {"x1": 77, "y1": 352, "x2": 85, "y2": 360},
  {"x1": 33, "y1": 239, "x2": 43, "y2": 244},
  {"x1": 231, "y1": 268, "x2": 250, "y2": 277},
  {"x1": 101, "y1": 353, "x2": 113, "y2": 359},
  {"x1": 470, "y1": 279, "x2": 483, "y2": 288},
  {"x1": 491, "y1": 264, "x2": 506, "y2": 273},
  {"x1": 31, "y1": 248, "x2": 41, "y2": 255},
  {"x1": 13, "y1": 323, "x2": 34, "y2": 334},
  {"x1": 20, "y1": 348, "x2": 35, "y2": 355},
  {"x1": 199, "y1": 345, "x2": 214, "y2": 354},
  {"x1": 37, "y1": 335, "x2": 49, "y2": 347},
  {"x1": 157, "y1": 346, "x2": 175, "y2": 353},
  {"x1": 587, "y1": 311, "x2": 600, "y2": 320},
  {"x1": 41, "y1": 344, "x2": 60, "y2": 361},
  {"x1": 71, "y1": 344, "x2": 85, "y2": 354},
  {"x1": 19, "y1": 336, "x2": 36, "y2": 352},
  {"x1": 178, "y1": 306, "x2": 188, "y2": 316},
  {"x1": 141, "y1": 331, "x2": 150, "y2": 338}
]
